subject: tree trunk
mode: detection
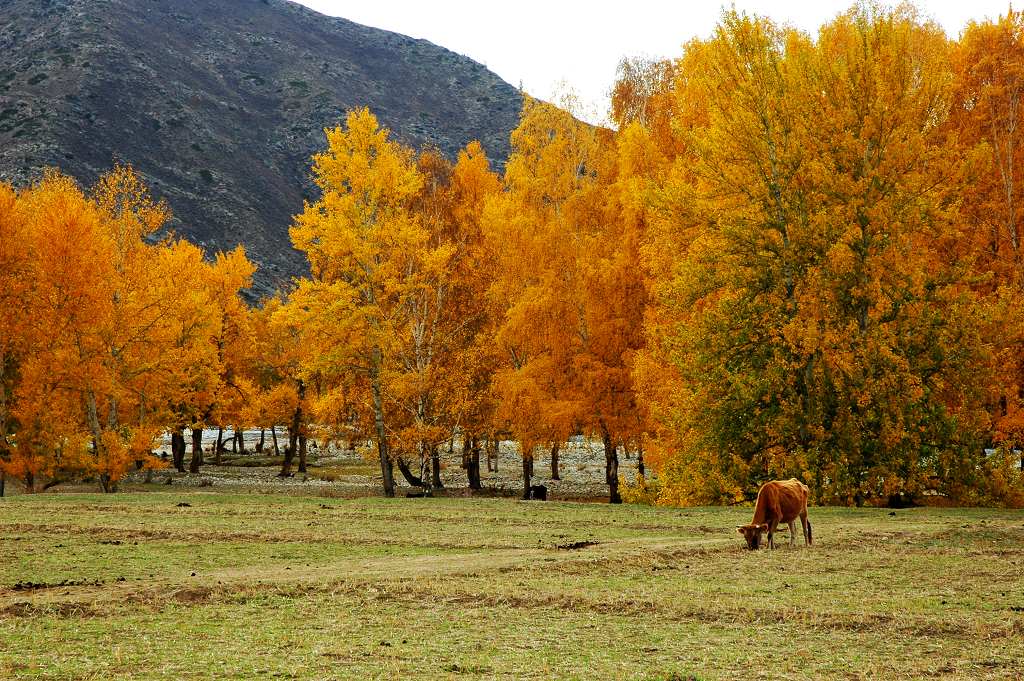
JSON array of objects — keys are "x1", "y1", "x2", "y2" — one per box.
[
  {"x1": 431, "y1": 445, "x2": 443, "y2": 489},
  {"x1": 298, "y1": 434, "x2": 307, "y2": 474},
  {"x1": 24, "y1": 469, "x2": 34, "y2": 493},
  {"x1": 189, "y1": 427, "x2": 203, "y2": 473},
  {"x1": 637, "y1": 441, "x2": 645, "y2": 479},
  {"x1": 257, "y1": 428, "x2": 265, "y2": 453},
  {"x1": 171, "y1": 431, "x2": 186, "y2": 472},
  {"x1": 214, "y1": 427, "x2": 223, "y2": 465},
  {"x1": 419, "y1": 442, "x2": 433, "y2": 497},
  {"x1": 396, "y1": 456, "x2": 423, "y2": 487},
  {"x1": 99, "y1": 473, "x2": 116, "y2": 493},
  {"x1": 231, "y1": 428, "x2": 238, "y2": 454},
  {"x1": 522, "y1": 447, "x2": 532, "y2": 500},
  {"x1": 379, "y1": 437, "x2": 395, "y2": 498},
  {"x1": 270, "y1": 426, "x2": 280, "y2": 455},
  {"x1": 466, "y1": 435, "x2": 482, "y2": 491},
  {"x1": 601, "y1": 422, "x2": 621, "y2": 504},
  {"x1": 550, "y1": 441, "x2": 560, "y2": 480},
  {"x1": 84, "y1": 390, "x2": 113, "y2": 485},
  {"x1": 236, "y1": 429, "x2": 246, "y2": 454},
  {"x1": 487, "y1": 433, "x2": 498, "y2": 472},
  {"x1": 279, "y1": 445, "x2": 294, "y2": 476},
  {"x1": 0, "y1": 470, "x2": 5, "y2": 497},
  {"x1": 370, "y1": 353, "x2": 395, "y2": 497},
  {"x1": 280, "y1": 382, "x2": 304, "y2": 477}
]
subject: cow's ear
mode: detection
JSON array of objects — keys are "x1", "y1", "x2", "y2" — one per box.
[{"x1": 759, "y1": 523, "x2": 769, "y2": 531}]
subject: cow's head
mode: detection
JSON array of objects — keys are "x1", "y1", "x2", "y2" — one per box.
[{"x1": 737, "y1": 523, "x2": 769, "y2": 550}]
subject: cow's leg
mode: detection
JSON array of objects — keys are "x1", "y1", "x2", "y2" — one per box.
[{"x1": 787, "y1": 520, "x2": 796, "y2": 547}]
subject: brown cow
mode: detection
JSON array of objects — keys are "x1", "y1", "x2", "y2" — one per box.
[{"x1": 737, "y1": 478, "x2": 812, "y2": 550}]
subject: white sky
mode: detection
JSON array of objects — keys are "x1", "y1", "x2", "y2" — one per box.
[{"x1": 293, "y1": 1, "x2": 1013, "y2": 124}]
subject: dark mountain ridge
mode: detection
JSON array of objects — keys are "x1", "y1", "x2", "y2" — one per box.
[{"x1": 0, "y1": 0, "x2": 523, "y2": 295}]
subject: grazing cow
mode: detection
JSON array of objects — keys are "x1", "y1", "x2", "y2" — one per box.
[{"x1": 737, "y1": 478, "x2": 812, "y2": 550}]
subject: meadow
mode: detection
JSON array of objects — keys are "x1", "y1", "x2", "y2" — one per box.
[{"x1": 1, "y1": 491, "x2": 1022, "y2": 680}]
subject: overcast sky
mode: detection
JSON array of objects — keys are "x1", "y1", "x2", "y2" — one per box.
[{"x1": 293, "y1": 1, "x2": 1013, "y2": 123}]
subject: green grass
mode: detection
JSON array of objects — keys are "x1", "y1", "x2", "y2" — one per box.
[{"x1": 1, "y1": 493, "x2": 1022, "y2": 679}]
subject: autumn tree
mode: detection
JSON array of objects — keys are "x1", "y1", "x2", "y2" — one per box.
[
  {"x1": 0, "y1": 181, "x2": 33, "y2": 494},
  {"x1": 951, "y1": 10, "x2": 1024, "y2": 474},
  {"x1": 291, "y1": 108, "x2": 508, "y2": 495},
  {"x1": 0, "y1": 168, "x2": 237, "y2": 491},
  {"x1": 442, "y1": 141, "x2": 502, "y2": 490},
  {"x1": 248, "y1": 296, "x2": 312, "y2": 477},
  {"x1": 383, "y1": 144, "x2": 503, "y2": 493},
  {"x1": 197, "y1": 247, "x2": 256, "y2": 469},
  {"x1": 484, "y1": 95, "x2": 649, "y2": 503},
  {"x1": 290, "y1": 108, "x2": 432, "y2": 497},
  {"x1": 640, "y1": 7, "x2": 992, "y2": 505},
  {"x1": 483, "y1": 97, "x2": 588, "y2": 497}
]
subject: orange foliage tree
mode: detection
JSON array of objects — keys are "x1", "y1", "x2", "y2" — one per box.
[
  {"x1": 289, "y1": 108, "x2": 429, "y2": 497},
  {"x1": 290, "y1": 108, "x2": 505, "y2": 496},
  {"x1": 0, "y1": 167, "x2": 256, "y2": 492},
  {"x1": 952, "y1": 10, "x2": 1024, "y2": 478},
  {"x1": 484, "y1": 96, "x2": 649, "y2": 503}
]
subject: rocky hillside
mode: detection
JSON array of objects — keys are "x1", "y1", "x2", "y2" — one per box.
[{"x1": 0, "y1": 0, "x2": 522, "y2": 296}]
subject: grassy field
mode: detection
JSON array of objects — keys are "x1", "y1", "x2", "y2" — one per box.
[{"x1": 1, "y1": 492, "x2": 1022, "y2": 680}]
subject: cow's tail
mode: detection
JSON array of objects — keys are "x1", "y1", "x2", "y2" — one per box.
[{"x1": 807, "y1": 517, "x2": 813, "y2": 546}]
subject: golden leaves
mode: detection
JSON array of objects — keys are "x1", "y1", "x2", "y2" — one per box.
[{"x1": 0, "y1": 168, "x2": 258, "y2": 490}]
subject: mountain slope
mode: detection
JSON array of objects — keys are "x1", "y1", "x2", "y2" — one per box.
[{"x1": 0, "y1": 0, "x2": 522, "y2": 295}]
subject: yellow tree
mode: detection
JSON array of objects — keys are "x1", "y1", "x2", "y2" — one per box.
[
  {"x1": 951, "y1": 10, "x2": 1024, "y2": 472},
  {"x1": 392, "y1": 144, "x2": 502, "y2": 493},
  {"x1": 86, "y1": 168, "x2": 208, "y2": 488},
  {"x1": 568, "y1": 120, "x2": 659, "y2": 503},
  {"x1": 196, "y1": 247, "x2": 256, "y2": 469},
  {"x1": 250, "y1": 296, "x2": 311, "y2": 476},
  {"x1": 0, "y1": 181, "x2": 34, "y2": 494},
  {"x1": 486, "y1": 96, "x2": 635, "y2": 499},
  {"x1": 10, "y1": 172, "x2": 128, "y2": 491},
  {"x1": 440, "y1": 141, "x2": 502, "y2": 490},
  {"x1": 290, "y1": 108, "x2": 427, "y2": 497},
  {"x1": 0, "y1": 169, "x2": 254, "y2": 492},
  {"x1": 1, "y1": 169, "x2": 200, "y2": 491},
  {"x1": 952, "y1": 10, "x2": 1024, "y2": 271},
  {"x1": 293, "y1": 110, "x2": 501, "y2": 495}
]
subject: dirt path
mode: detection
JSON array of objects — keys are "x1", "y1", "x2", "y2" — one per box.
[{"x1": 0, "y1": 534, "x2": 705, "y2": 617}]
